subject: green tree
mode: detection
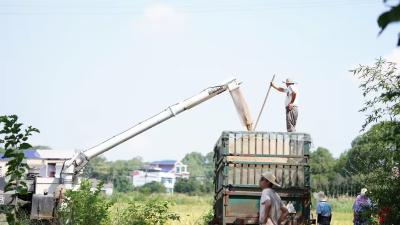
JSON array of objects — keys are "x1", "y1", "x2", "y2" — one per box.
[
  {"x1": 113, "y1": 176, "x2": 133, "y2": 193},
  {"x1": 182, "y1": 152, "x2": 206, "y2": 178},
  {"x1": 0, "y1": 115, "x2": 39, "y2": 225},
  {"x1": 137, "y1": 181, "x2": 166, "y2": 194},
  {"x1": 204, "y1": 152, "x2": 214, "y2": 178},
  {"x1": 181, "y1": 151, "x2": 214, "y2": 193},
  {"x1": 310, "y1": 147, "x2": 337, "y2": 191},
  {"x1": 350, "y1": 59, "x2": 400, "y2": 224},
  {"x1": 345, "y1": 121, "x2": 400, "y2": 223},
  {"x1": 111, "y1": 157, "x2": 143, "y2": 178},
  {"x1": 84, "y1": 156, "x2": 143, "y2": 186},
  {"x1": 83, "y1": 156, "x2": 112, "y2": 181},
  {"x1": 58, "y1": 179, "x2": 112, "y2": 225}
]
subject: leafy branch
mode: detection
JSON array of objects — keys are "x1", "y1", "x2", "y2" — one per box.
[
  {"x1": 378, "y1": 0, "x2": 400, "y2": 46},
  {"x1": 350, "y1": 58, "x2": 400, "y2": 130},
  {"x1": 0, "y1": 115, "x2": 39, "y2": 225}
]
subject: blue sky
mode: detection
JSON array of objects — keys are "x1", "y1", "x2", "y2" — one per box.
[{"x1": 2, "y1": 0, "x2": 399, "y2": 161}]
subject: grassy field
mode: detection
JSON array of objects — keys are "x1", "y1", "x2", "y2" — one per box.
[
  {"x1": 111, "y1": 193, "x2": 355, "y2": 225},
  {"x1": 173, "y1": 195, "x2": 355, "y2": 225}
]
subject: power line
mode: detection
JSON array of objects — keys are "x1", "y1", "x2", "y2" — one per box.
[{"x1": 0, "y1": 1, "x2": 378, "y2": 16}]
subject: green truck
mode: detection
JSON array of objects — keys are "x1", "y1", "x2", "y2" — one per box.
[{"x1": 212, "y1": 131, "x2": 315, "y2": 225}]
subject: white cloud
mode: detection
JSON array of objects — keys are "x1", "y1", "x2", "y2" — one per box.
[
  {"x1": 137, "y1": 3, "x2": 188, "y2": 33},
  {"x1": 386, "y1": 48, "x2": 400, "y2": 64}
]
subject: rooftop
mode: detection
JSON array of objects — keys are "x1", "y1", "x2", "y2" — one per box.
[
  {"x1": 36, "y1": 150, "x2": 75, "y2": 159},
  {"x1": 0, "y1": 149, "x2": 40, "y2": 160},
  {"x1": 150, "y1": 160, "x2": 177, "y2": 165},
  {"x1": 0, "y1": 149, "x2": 76, "y2": 161}
]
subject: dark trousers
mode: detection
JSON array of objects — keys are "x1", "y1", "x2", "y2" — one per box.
[{"x1": 317, "y1": 215, "x2": 331, "y2": 225}]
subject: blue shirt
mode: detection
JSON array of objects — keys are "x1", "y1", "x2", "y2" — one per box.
[{"x1": 317, "y1": 201, "x2": 332, "y2": 217}]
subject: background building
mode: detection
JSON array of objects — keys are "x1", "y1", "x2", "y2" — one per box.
[
  {"x1": 132, "y1": 160, "x2": 189, "y2": 193},
  {"x1": 0, "y1": 149, "x2": 113, "y2": 195}
]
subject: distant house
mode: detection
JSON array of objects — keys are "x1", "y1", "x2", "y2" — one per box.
[
  {"x1": 132, "y1": 160, "x2": 189, "y2": 193},
  {"x1": 149, "y1": 160, "x2": 190, "y2": 179}
]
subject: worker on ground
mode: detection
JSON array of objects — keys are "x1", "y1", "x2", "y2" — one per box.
[
  {"x1": 353, "y1": 188, "x2": 372, "y2": 225},
  {"x1": 271, "y1": 78, "x2": 298, "y2": 132},
  {"x1": 316, "y1": 191, "x2": 332, "y2": 225},
  {"x1": 259, "y1": 172, "x2": 288, "y2": 225}
]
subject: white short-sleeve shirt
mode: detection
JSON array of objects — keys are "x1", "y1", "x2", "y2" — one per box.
[
  {"x1": 259, "y1": 188, "x2": 284, "y2": 225},
  {"x1": 284, "y1": 84, "x2": 298, "y2": 107}
]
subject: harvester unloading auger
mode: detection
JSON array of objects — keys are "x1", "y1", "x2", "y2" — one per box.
[{"x1": 25, "y1": 78, "x2": 253, "y2": 219}]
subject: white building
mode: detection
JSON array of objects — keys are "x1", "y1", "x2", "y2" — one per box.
[
  {"x1": 0, "y1": 149, "x2": 113, "y2": 195},
  {"x1": 132, "y1": 160, "x2": 190, "y2": 193}
]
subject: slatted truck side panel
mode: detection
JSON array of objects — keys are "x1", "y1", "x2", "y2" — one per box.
[{"x1": 213, "y1": 131, "x2": 313, "y2": 225}]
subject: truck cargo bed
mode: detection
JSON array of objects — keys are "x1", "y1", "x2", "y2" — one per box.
[{"x1": 213, "y1": 131, "x2": 313, "y2": 225}]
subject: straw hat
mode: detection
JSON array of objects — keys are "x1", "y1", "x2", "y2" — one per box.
[
  {"x1": 317, "y1": 191, "x2": 327, "y2": 201},
  {"x1": 361, "y1": 188, "x2": 368, "y2": 195},
  {"x1": 282, "y1": 78, "x2": 296, "y2": 84},
  {"x1": 261, "y1": 171, "x2": 281, "y2": 187}
]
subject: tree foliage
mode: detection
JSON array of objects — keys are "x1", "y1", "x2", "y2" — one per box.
[
  {"x1": 310, "y1": 147, "x2": 337, "y2": 190},
  {"x1": 137, "y1": 181, "x2": 166, "y2": 194},
  {"x1": 58, "y1": 179, "x2": 112, "y2": 225},
  {"x1": 349, "y1": 58, "x2": 400, "y2": 224},
  {"x1": 83, "y1": 156, "x2": 143, "y2": 192},
  {"x1": 113, "y1": 176, "x2": 133, "y2": 193},
  {"x1": 181, "y1": 152, "x2": 213, "y2": 178},
  {"x1": 350, "y1": 58, "x2": 400, "y2": 130},
  {"x1": 110, "y1": 200, "x2": 179, "y2": 225},
  {"x1": 174, "y1": 177, "x2": 212, "y2": 195},
  {"x1": 31, "y1": 145, "x2": 51, "y2": 150},
  {"x1": 180, "y1": 151, "x2": 214, "y2": 194},
  {"x1": 378, "y1": 0, "x2": 400, "y2": 46},
  {"x1": 344, "y1": 121, "x2": 400, "y2": 223},
  {"x1": 84, "y1": 156, "x2": 142, "y2": 180},
  {"x1": 83, "y1": 156, "x2": 111, "y2": 181},
  {"x1": 0, "y1": 115, "x2": 39, "y2": 225}
]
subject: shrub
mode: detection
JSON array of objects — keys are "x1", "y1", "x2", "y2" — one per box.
[
  {"x1": 174, "y1": 177, "x2": 201, "y2": 194},
  {"x1": 200, "y1": 209, "x2": 214, "y2": 225},
  {"x1": 109, "y1": 200, "x2": 179, "y2": 225},
  {"x1": 137, "y1": 181, "x2": 166, "y2": 194},
  {"x1": 58, "y1": 179, "x2": 112, "y2": 225}
]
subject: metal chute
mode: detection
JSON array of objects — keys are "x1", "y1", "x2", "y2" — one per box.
[{"x1": 228, "y1": 81, "x2": 253, "y2": 131}]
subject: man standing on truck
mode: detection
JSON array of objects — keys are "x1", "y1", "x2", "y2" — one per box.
[
  {"x1": 259, "y1": 172, "x2": 289, "y2": 225},
  {"x1": 271, "y1": 78, "x2": 298, "y2": 132}
]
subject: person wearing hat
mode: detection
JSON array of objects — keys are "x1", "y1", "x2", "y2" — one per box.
[
  {"x1": 259, "y1": 172, "x2": 288, "y2": 225},
  {"x1": 316, "y1": 191, "x2": 332, "y2": 225},
  {"x1": 271, "y1": 78, "x2": 299, "y2": 132},
  {"x1": 353, "y1": 188, "x2": 372, "y2": 225}
]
